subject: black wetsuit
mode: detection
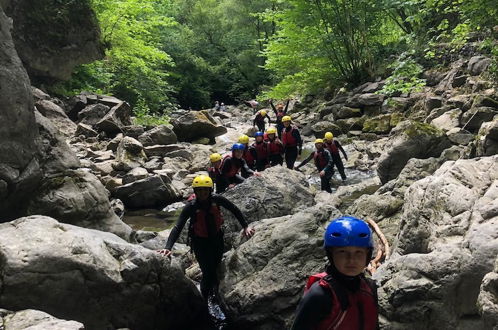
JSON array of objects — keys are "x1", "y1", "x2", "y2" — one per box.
[
  {"x1": 218, "y1": 156, "x2": 254, "y2": 193},
  {"x1": 165, "y1": 195, "x2": 248, "y2": 298},
  {"x1": 282, "y1": 126, "x2": 303, "y2": 169},
  {"x1": 270, "y1": 100, "x2": 290, "y2": 139},
  {"x1": 325, "y1": 140, "x2": 348, "y2": 181},
  {"x1": 296, "y1": 148, "x2": 333, "y2": 193},
  {"x1": 253, "y1": 112, "x2": 271, "y2": 132}
]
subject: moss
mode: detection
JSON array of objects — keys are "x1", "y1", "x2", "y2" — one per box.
[
  {"x1": 390, "y1": 112, "x2": 405, "y2": 127},
  {"x1": 363, "y1": 114, "x2": 392, "y2": 134},
  {"x1": 404, "y1": 121, "x2": 443, "y2": 138}
]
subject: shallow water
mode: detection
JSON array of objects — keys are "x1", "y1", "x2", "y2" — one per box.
[{"x1": 122, "y1": 207, "x2": 182, "y2": 231}]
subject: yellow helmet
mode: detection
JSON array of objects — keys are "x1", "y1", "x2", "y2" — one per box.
[
  {"x1": 192, "y1": 175, "x2": 213, "y2": 188},
  {"x1": 282, "y1": 115, "x2": 292, "y2": 122},
  {"x1": 209, "y1": 153, "x2": 222, "y2": 163},
  {"x1": 238, "y1": 134, "x2": 249, "y2": 144},
  {"x1": 315, "y1": 138, "x2": 324, "y2": 144},
  {"x1": 267, "y1": 127, "x2": 277, "y2": 134},
  {"x1": 324, "y1": 132, "x2": 333, "y2": 140},
  {"x1": 260, "y1": 110, "x2": 267, "y2": 116}
]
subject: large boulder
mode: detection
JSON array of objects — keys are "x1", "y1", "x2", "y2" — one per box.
[
  {"x1": 461, "y1": 106, "x2": 498, "y2": 132},
  {"x1": 468, "y1": 56, "x2": 492, "y2": 76},
  {"x1": 35, "y1": 100, "x2": 76, "y2": 137},
  {"x1": 220, "y1": 204, "x2": 340, "y2": 330},
  {"x1": 376, "y1": 121, "x2": 452, "y2": 184},
  {"x1": 311, "y1": 121, "x2": 342, "y2": 138},
  {"x1": 138, "y1": 125, "x2": 178, "y2": 146},
  {"x1": 374, "y1": 156, "x2": 498, "y2": 329},
  {"x1": 0, "y1": 216, "x2": 210, "y2": 330},
  {"x1": 26, "y1": 169, "x2": 132, "y2": 239},
  {"x1": 113, "y1": 174, "x2": 181, "y2": 208},
  {"x1": 77, "y1": 103, "x2": 110, "y2": 126},
  {"x1": 112, "y1": 136, "x2": 147, "y2": 172},
  {"x1": 430, "y1": 108, "x2": 462, "y2": 132},
  {"x1": 478, "y1": 257, "x2": 498, "y2": 329},
  {"x1": 95, "y1": 101, "x2": 132, "y2": 135},
  {"x1": 172, "y1": 110, "x2": 227, "y2": 142},
  {"x1": 2, "y1": 0, "x2": 104, "y2": 81},
  {"x1": 0, "y1": 8, "x2": 42, "y2": 220},
  {"x1": 476, "y1": 117, "x2": 498, "y2": 156},
  {"x1": 0, "y1": 309, "x2": 84, "y2": 330}
]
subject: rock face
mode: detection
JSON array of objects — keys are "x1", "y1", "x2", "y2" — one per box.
[
  {"x1": 0, "y1": 216, "x2": 210, "y2": 330},
  {"x1": 220, "y1": 204, "x2": 341, "y2": 330},
  {"x1": 138, "y1": 125, "x2": 177, "y2": 146},
  {"x1": 374, "y1": 156, "x2": 498, "y2": 329},
  {"x1": 112, "y1": 136, "x2": 147, "y2": 172},
  {"x1": 376, "y1": 121, "x2": 452, "y2": 184},
  {"x1": 2, "y1": 0, "x2": 104, "y2": 81},
  {"x1": 478, "y1": 257, "x2": 498, "y2": 329},
  {"x1": 0, "y1": 8, "x2": 42, "y2": 220},
  {"x1": 35, "y1": 100, "x2": 76, "y2": 137},
  {"x1": 172, "y1": 110, "x2": 227, "y2": 142},
  {"x1": 476, "y1": 118, "x2": 498, "y2": 156},
  {"x1": 0, "y1": 309, "x2": 84, "y2": 330}
]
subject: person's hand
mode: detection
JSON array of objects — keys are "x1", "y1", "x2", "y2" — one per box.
[
  {"x1": 319, "y1": 170, "x2": 325, "y2": 177},
  {"x1": 242, "y1": 227, "x2": 255, "y2": 238},
  {"x1": 253, "y1": 172, "x2": 262, "y2": 177},
  {"x1": 294, "y1": 167, "x2": 301, "y2": 172},
  {"x1": 157, "y1": 249, "x2": 172, "y2": 257},
  {"x1": 228, "y1": 184, "x2": 236, "y2": 189}
]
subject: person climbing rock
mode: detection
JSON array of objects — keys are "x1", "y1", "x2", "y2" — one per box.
[
  {"x1": 281, "y1": 115, "x2": 303, "y2": 169},
  {"x1": 245, "y1": 99, "x2": 259, "y2": 114},
  {"x1": 270, "y1": 99, "x2": 290, "y2": 139},
  {"x1": 266, "y1": 127, "x2": 284, "y2": 166},
  {"x1": 158, "y1": 175, "x2": 255, "y2": 299},
  {"x1": 251, "y1": 131, "x2": 269, "y2": 171},
  {"x1": 295, "y1": 138, "x2": 334, "y2": 193},
  {"x1": 207, "y1": 153, "x2": 223, "y2": 193},
  {"x1": 253, "y1": 109, "x2": 271, "y2": 133},
  {"x1": 291, "y1": 216, "x2": 378, "y2": 330},
  {"x1": 214, "y1": 100, "x2": 220, "y2": 111},
  {"x1": 218, "y1": 143, "x2": 259, "y2": 192},
  {"x1": 238, "y1": 134, "x2": 256, "y2": 175},
  {"x1": 324, "y1": 132, "x2": 348, "y2": 182}
]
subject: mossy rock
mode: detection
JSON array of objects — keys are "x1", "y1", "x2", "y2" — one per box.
[
  {"x1": 402, "y1": 121, "x2": 443, "y2": 138},
  {"x1": 362, "y1": 114, "x2": 393, "y2": 134}
]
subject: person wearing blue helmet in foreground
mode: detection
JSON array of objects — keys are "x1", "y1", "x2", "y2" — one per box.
[
  {"x1": 291, "y1": 216, "x2": 379, "y2": 330},
  {"x1": 218, "y1": 143, "x2": 261, "y2": 193}
]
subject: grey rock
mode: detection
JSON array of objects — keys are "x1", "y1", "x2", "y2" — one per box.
[
  {"x1": 144, "y1": 144, "x2": 185, "y2": 158},
  {"x1": 138, "y1": 125, "x2": 177, "y2": 146},
  {"x1": 110, "y1": 198, "x2": 125, "y2": 219},
  {"x1": 144, "y1": 157, "x2": 164, "y2": 172},
  {"x1": 35, "y1": 100, "x2": 76, "y2": 137},
  {"x1": 106, "y1": 133, "x2": 123, "y2": 152},
  {"x1": 165, "y1": 149, "x2": 194, "y2": 161},
  {"x1": 31, "y1": 86, "x2": 50, "y2": 101},
  {"x1": 95, "y1": 101, "x2": 132, "y2": 134},
  {"x1": 112, "y1": 137, "x2": 147, "y2": 172},
  {"x1": 26, "y1": 169, "x2": 132, "y2": 239},
  {"x1": 311, "y1": 121, "x2": 342, "y2": 138},
  {"x1": 461, "y1": 106, "x2": 498, "y2": 132},
  {"x1": 0, "y1": 216, "x2": 210, "y2": 329},
  {"x1": 430, "y1": 109, "x2": 462, "y2": 132},
  {"x1": 77, "y1": 103, "x2": 110, "y2": 126},
  {"x1": 468, "y1": 56, "x2": 492, "y2": 75},
  {"x1": 381, "y1": 97, "x2": 413, "y2": 113},
  {"x1": 1, "y1": 309, "x2": 84, "y2": 330},
  {"x1": 452, "y1": 74, "x2": 468, "y2": 88},
  {"x1": 447, "y1": 94, "x2": 473, "y2": 111},
  {"x1": 359, "y1": 93, "x2": 385, "y2": 106},
  {"x1": 75, "y1": 123, "x2": 98, "y2": 138},
  {"x1": 477, "y1": 257, "x2": 498, "y2": 329},
  {"x1": 425, "y1": 96, "x2": 444, "y2": 112},
  {"x1": 474, "y1": 95, "x2": 498, "y2": 109},
  {"x1": 172, "y1": 110, "x2": 227, "y2": 142},
  {"x1": 113, "y1": 175, "x2": 181, "y2": 208},
  {"x1": 122, "y1": 125, "x2": 145, "y2": 138},
  {"x1": 447, "y1": 128, "x2": 475, "y2": 145},
  {"x1": 122, "y1": 167, "x2": 149, "y2": 184},
  {"x1": 335, "y1": 117, "x2": 365, "y2": 132},
  {"x1": 333, "y1": 106, "x2": 362, "y2": 119},
  {"x1": 476, "y1": 117, "x2": 498, "y2": 156}
]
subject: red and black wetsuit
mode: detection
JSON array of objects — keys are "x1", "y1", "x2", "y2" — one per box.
[
  {"x1": 251, "y1": 140, "x2": 269, "y2": 171},
  {"x1": 267, "y1": 137, "x2": 284, "y2": 166},
  {"x1": 291, "y1": 265, "x2": 378, "y2": 330},
  {"x1": 270, "y1": 100, "x2": 290, "y2": 139},
  {"x1": 296, "y1": 148, "x2": 333, "y2": 193},
  {"x1": 208, "y1": 166, "x2": 223, "y2": 194},
  {"x1": 219, "y1": 155, "x2": 254, "y2": 193},
  {"x1": 243, "y1": 145, "x2": 256, "y2": 176},
  {"x1": 165, "y1": 195, "x2": 248, "y2": 298},
  {"x1": 281, "y1": 125, "x2": 303, "y2": 169},
  {"x1": 325, "y1": 140, "x2": 348, "y2": 180},
  {"x1": 253, "y1": 111, "x2": 271, "y2": 132}
]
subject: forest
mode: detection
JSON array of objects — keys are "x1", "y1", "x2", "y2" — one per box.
[{"x1": 53, "y1": 0, "x2": 497, "y2": 117}]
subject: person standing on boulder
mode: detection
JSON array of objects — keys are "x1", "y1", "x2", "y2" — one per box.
[
  {"x1": 218, "y1": 143, "x2": 260, "y2": 192},
  {"x1": 281, "y1": 115, "x2": 302, "y2": 169},
  {"x1": 270, "y1": 99, "x2": 290, "y2": 139},
  {"x1": 291, "y1": 216, "x2": 378, "y2": 330},
  {"x1": 266, "y1": 127, "x2": 284, "y2": 166},
  {"x1": 251, "y1": 131, "x2": 269, "y2": 171},
  {"x1": 253, "y1": 110, "x2": 271, "y2": 133},
  {"x1": 295, "y1": 139, "x2": 334, "y2": 193},
  {"x1": 324, "y1": 132, "x2": 348, "y2": 182},
  {"x1": 158, "y1": 175, "x2": 255, "y2": 300}
]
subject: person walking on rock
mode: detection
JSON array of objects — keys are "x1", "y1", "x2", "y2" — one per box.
[
  {"x1": 158, "y1": 175, "x2": 255, "y2": 299},
  {"x1": 281, "y1": 115, "x2": 302, "y2": 169},
  {"x1": 219, "y1": 143, "x2": 259, "y2": 192},
  {"x1": 291, "y1": 216, "x2": 378, "y2": 330},
  {"x1": 208, "y1": 153, "x2": 223, "y2": 193},
  {"x1": 238, "y1": 134, "x2": 256, "y2": 175},
  {"x1": 266, "y1": 127, "x2": 284, "y2": 166},
  {"x1": 295, "y1": 139, "x2": 334, "y2": 193},
  {"x1": 270, "y1": 99, "x2": 290, "y2": 139},
  {"x1": 253, "y1": 109, "x2": 271, "y2": 133},
  {"x1": 324, "y1": 132, "x2": 348, "y2": 182},
  {"x1": 251, "y1": 131, "x2": 269, "y2": 171}
]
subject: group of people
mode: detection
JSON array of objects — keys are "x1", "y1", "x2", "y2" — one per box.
[{"x1": 158, "y1": 99, "x2": 378, "y2": 329}]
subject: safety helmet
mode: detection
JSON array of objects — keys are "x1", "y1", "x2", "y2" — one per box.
[
  {"x1": 324, "y1": 132, "x2": 334, "y2": 140},
  {"x1": 267, "y1": 127, "x2": 277, "y2": 134},
  {"x1": 260, "y1": 110, "x2": 267, "y2": 116},
  {"x1": 192, "y1": 175, "x2": 213, "y2": 188},
  {"x1": 282, "y1": 115, "x2": 292, "y2": 122},
  {"x1": 232, "y1": 143, "x2": 245, "y2": 151},
  {"x1": 315, "y1": 138, "x2": 324, "y2": 144},
  {"x1": 324, "y1": 216, "x2": 373, "y2": 248},
  {"x1": 238, "y1": 134, "x2": 249, "y2": 144},
  {"x1": 254, "y1": 131, "x2": 264, "y2": 138},
  {"x1": 209, "y1": 153, "x2": 222, "y2": 163}
]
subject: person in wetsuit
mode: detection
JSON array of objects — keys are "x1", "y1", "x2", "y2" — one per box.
[
  {"x1": 281, "y1": 115, "x2": 302, "y2": 169},
  {"x1": 295, "y1": 139, "x2": 334, "y2": 193},
  {"x1": 323, "y1": 132, "x2": 348, "y2": 182}
]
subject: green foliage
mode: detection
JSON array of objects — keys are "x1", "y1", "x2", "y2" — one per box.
[
  {"x1": 133, "y1": 101, "x2": 170, "y2": 126},
  {"x1": 379, "y1": 53, "x2": 426, "y2": 96}
]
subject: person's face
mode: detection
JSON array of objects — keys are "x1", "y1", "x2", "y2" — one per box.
[
  {"x1": 212, "y1": 160, "x2": 221, "y2": 169},
  {"x1": 233, "y1": 149, "x2": 243, "y2": 159},
  {"x1": 194, "y1": 187, "x2": 211, "y2": 201},
  {"x1": 315, "y1": 142, "x2": 323, "y2": 150},
  {"x1": 283, "y1": 121, "x2": 291, "y2": 127},
  {"x1": 268, "y1": 133, "x2": 275, "y2": 140},
  {"x1": 331, "y1": 246, "x2": 368, "y2": 276},
  {"x1": 256, "y1": 136, "x2": 263, "y2": 142}
]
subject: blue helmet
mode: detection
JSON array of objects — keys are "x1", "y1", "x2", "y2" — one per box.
[
  {"x1": 232, "y1": 143, "x2": 245, "y2": 151},
  {"x1": 324, "y1": 216, "x2": 373, "y2": 248},
  {"x1": 254, "y1": 131, "x2": 264, "y2": 137}
]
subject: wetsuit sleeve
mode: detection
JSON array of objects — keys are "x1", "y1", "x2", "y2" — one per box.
[
  {"x1": 323, "y1": 149, "x2": 333, "y2": 172},
  {"x1": 214, "y1": 195, "x2": 248, "y2": 228},
  {"x1": 291, "y1": 282, "x2": 332, "y2": 330},
  {"x1": 296, "y1": 152, "x2": 313, "y2": 169},
  {"x1": 293, "y1": 129, "x2": 303, "y2": 149},
  {"x1": 221, "y1": 157, "x2": 232, "y2": 175},
  {"x1": 284, "y1": 99, "x2": 290, "y2": 114},
  {"x1": 253, "y1": 116, "x2": 257, "y2": 126},
  {"x1": 266, "y1": 114, "x2": 271, "y2": 124},
  {"x1": 270, "y1": 101, "x2": 277, "y2": 114},
  {"x1": 242, "y1": 158, "x2": 254, "y2": 175},
  {"x1": 165, "y1": 203, "x2": 194, "y2": 250},
  {"x1": 335, "y1": 140, "x2": 347, "y2": 160}
]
